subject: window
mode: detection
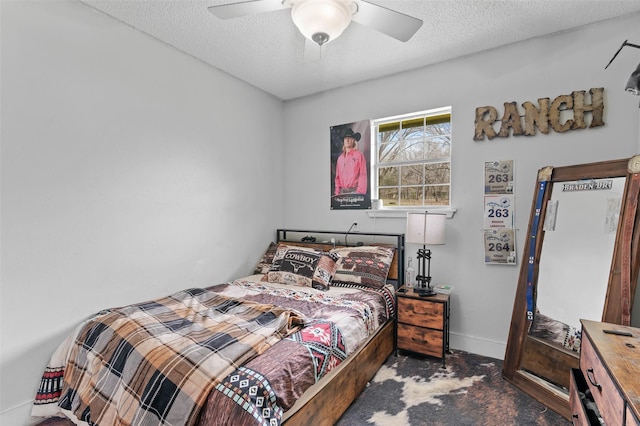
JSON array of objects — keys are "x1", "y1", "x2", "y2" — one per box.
[{"x1": 373, "y1": 107, "x2": 451, "y2": 209}]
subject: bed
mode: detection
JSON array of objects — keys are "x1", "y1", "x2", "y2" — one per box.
[
  {"x1": 527, "y1": 311, "x2": 581, "y2": 354},
  {"x1": 31, "y1": 229, "x2": 405, "y2": 426},
  {"x1": 520, "y1": 310, "x2": 582, "y2": 390}
]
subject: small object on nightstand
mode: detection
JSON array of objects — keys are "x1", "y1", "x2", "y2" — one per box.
[
  {"x1": 433, "y1": 284, "x2": 454, "y2": 295},
  {"x1": 405, "y1": 257, "x2": 415, "y2": 288}
]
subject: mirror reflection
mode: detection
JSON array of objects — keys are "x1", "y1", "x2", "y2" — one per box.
[{"x1": 535, "y1": 177, "x2": 625, "y2": 331}]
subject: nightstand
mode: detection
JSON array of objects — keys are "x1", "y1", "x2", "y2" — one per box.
[{"x1": 395, "y1": 285, "x2": 450, "y2": 367}]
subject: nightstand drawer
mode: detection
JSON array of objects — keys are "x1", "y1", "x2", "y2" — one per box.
[
  {"x1": 397, "y1": 297, "x2": 444, "y2": 329},
  {"x1": 397, "y1": 323, "x2": 444, "y2": 358}
]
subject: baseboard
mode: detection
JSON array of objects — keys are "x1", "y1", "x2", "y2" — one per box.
[{"x1": 449, "y1": 331, "x2": 506, "y2": 360}]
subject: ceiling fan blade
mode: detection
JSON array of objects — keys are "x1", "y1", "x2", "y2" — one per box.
[
  {"x1": 208, "y1": 0, "x2": 289, "y2": 20},
  {"x1": 352, "y1": 1, "x2": 423, "y2": 42}
]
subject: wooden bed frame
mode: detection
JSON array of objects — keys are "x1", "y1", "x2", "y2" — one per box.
[
  {"x1": 276, "y1": 229, "x2": 405, "y2": 425},
  {"x1": 285, "y1": 321, "x2": 395, "y2": 425}
]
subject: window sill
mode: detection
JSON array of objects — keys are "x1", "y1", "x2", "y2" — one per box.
[{"x1": 367, "y1": 207, "x2": 457, "y2": 219}]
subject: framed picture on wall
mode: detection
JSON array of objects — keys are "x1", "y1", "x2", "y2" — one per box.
[{"x1": 330, "y1": 120, "x2": 372, "y2": 210}]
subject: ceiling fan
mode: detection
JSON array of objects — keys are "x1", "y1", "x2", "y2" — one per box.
[{"x1": 207, "y1": 0, "x2": 423, "y2": 46}]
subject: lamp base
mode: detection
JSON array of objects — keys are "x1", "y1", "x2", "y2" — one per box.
[{"x1": 416, "y1": 288, "x2": 436, "y2": 297}]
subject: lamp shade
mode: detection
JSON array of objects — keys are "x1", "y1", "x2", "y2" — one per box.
[
  {"x1": 626, "y1": 62, "x2": 640, "y2": 96},
  {"x1": 291, "y1": 0, "x2": 353, "y2": 45},
  {"x1": 406, "y1": 212, "x2": 446, "y2": 245}
]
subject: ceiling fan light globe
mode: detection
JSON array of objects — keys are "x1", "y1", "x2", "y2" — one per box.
[{"x1": 291, "y1": 0, "x2": 353, "y2": 45}]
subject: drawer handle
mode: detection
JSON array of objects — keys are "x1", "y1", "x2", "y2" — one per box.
[
  {"x1": 586, "y1": 368, "x2": 602, "y2": 391},
  {"x1": 571, "y1": 413, "x2": 578, "y2": 425}
]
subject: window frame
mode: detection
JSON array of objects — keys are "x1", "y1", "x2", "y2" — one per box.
[{"x1": 371, "y1": 106, "x2": 453, "y2": 213}]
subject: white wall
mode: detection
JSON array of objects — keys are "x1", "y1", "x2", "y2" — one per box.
[
  {"x1": 282, "y1": 14, "x2": 640, "y2": 358},
  {"x1": 0, "y1": 1, "x2": 285, "y2": 424}
]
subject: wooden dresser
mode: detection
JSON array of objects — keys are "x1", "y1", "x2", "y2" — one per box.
[
  {"x1": 395, "y1": 286, "x2": 450, "y2": 367},
  {"x1": 570, "y1": 320, "x2": 640, "y2": 425}
]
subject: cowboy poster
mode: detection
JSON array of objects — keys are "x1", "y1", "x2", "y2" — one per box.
[{"x1": 331, "y1": 120, "x2": 371, "y2": 210}]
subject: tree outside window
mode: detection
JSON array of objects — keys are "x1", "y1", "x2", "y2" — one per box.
[{"x1": 374, "y1": 108, "x2": 451, "y2": 208}]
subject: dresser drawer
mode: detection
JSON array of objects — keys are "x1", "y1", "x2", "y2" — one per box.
[
  {"x1": 626, "y1": 405, "x2": 640, "y2": 426},
  {"x1": 570, "y1": 368, "x2": 591, "y2": 426},
  {"x1": 581, "y1": 334, "x2": 625, "y2": 426},
  {"x1": 397, "y1": 323, "x2": 443, "y2": 358},
  {"x1": 397, "y1": 297, "x2": 444, "y2": 329},
  {"x1": 570, "y1": 368, "x2": 604, "y2": 426}
]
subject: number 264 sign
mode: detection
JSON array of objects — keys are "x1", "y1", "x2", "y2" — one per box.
[{"x1": 484, "y1": 229, "x2": 517, "y2": 265}]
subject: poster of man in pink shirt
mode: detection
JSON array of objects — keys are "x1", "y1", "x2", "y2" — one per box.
[{"x1": 331, "y1": 121, "x2": 371, "y2": 210}]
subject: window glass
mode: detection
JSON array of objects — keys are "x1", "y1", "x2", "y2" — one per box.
[{"x1": 373, "y1": 108, "x2": 451, "y2": 208}]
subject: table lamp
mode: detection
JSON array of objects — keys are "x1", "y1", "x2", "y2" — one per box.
[{"x1": 406, "y1": 212, "x2": 446, "y2": 296}]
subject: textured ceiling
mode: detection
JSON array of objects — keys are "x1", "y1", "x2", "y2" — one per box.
[{"x1": 79, "y1": 0, "x2": 640, "y2": 100}]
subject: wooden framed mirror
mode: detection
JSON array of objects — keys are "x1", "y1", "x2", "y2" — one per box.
[{"x1": 502, "y1": 156, "x2": 640, "y2": 419}]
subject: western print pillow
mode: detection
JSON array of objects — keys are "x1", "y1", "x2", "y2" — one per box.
[
  {"x1": 267, "y1": 245, "x2": 340, "y2": 291},
  {"x1": 330, "y1": 246, "x2": 395, "y2": 289}
]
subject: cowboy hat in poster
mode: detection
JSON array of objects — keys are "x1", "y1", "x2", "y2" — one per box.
[{"x1": 331, "y1": 121, "x2": 371, "y2": 210}]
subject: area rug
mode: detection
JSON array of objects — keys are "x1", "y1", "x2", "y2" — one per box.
[{"x1": 336, "y1": 350, "x2": 570, "y2": 426}]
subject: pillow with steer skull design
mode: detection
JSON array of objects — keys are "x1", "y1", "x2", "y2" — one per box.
[{"x1": 267, "y1": 244, "x2": 340, "y2": 290}]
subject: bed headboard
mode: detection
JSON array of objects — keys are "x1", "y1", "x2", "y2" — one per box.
[{"x1": 276, "y1": 229, "x2": 405, "y2": 288}]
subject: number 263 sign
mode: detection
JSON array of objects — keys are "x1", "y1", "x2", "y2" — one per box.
[
  {"x1": 484, "y1": 160, "x2": 514, "y2": 194},
  {"x1": 483, "y1": 194, "x2": 514, "y2": 229}
]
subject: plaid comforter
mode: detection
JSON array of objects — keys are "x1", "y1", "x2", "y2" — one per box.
[{"x1": 33, "y1": 287, "x2": 302, "y2": 426}]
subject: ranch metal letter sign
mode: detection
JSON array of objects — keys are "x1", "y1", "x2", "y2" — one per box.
[{"x1": 474, "y1": 88, "x2": 604, "y2": 141}]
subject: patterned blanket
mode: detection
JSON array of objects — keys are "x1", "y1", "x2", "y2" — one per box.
[
  {"x1": 201, "y1": 320, "x2": 347, "y2": 426},
  {"x1": 33, "y1": 287, "x2": 302, "y2": 426},
  {"x1": 198, "y1": 279, "x2": 396, "y2": 426}
]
